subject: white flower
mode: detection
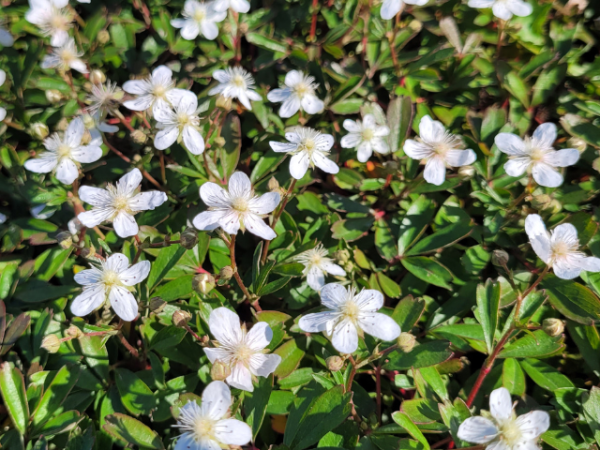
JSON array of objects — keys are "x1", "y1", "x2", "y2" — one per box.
[
  {"x1": 267, "y1": 70, "x2": 324, "y2": 118},
  {"x1": 193, "y1": 172, "x2": 280, "y2": 240},
  {"x1": 341, "y1": 114, "x2": 391, "y2": 162},
  {"x1": 24, "y1": 118, "x2": 103, "y2": 185},
  {"x1": 468, "y1": 0, "x2": 532, "y2": 20},
  {"x1": 0, "y1": 213, "x2": 7, "y2": 225},
  {"x1": 525, "y1": 214, "x2": 600, "y2": 280},
  {"x1": 87, "y1": 80, "x2": 124, "y2": 117},
  {"x1": 78, "y1": 169, "x2": 168, "y2": 238},
  {"x1": 68, "y1": 217, "x2": 83, "y2": 235},
  {"x1": 298, "y1": 283, "x2": 401, "y2": 354},
  {"x1": 40, "y1": 38, "x2": 88, "y2": 74},
  {"x1": 154, "y1": 91, "x2": 205, "y2": 155},
  {"x1": 295, "y1": 245, "x2": 346, "y2": 291},
  {"x1": 31, "y1": 204, "x2": 56, "y2": 219},
  {"x1": 208, "y1": 67, "x2": 261, "y2": 111},
  {"x1": 173, "y1": 381, "x2": 252, "y2": 450},
  {"x1": 0, "y1": 24, "x2": 15, "y2": 47},
  {"x1": 269, "y1": 127, "x2": 339, "y2": 180},
  {"x1": 204, "y1": 308, "x2": 282, "y2": 392},
  {"x1": 380, "y1": 0, "x2": 429, "y2": 20},
  {"x1": 0, "y1": 69, "x2": 6, "y2": 122},
  {"x1": 25, "y1": 0, "x2": 73, "y2": 47},
  {"x1": 122, "y1": 65, "x2": 190, "y2": 115},
  {"x1": 495, "y1": 123, "x2": 579, "y2": 188},
  {"x1": 404, "y1": 115, "x2": 477, "y2": 186},
  {"x1": 71, "y1": 253, "x2": 150, "y2": 321},
  {"x1": 458, "y1": 387, "x2": 549, "y2": 450},
  {"x1": 213, "y1": 0, "x2": 250, "y2": 12},
  {"x1": 171, "y1": 0, "x2": 227, "y2": 41}
]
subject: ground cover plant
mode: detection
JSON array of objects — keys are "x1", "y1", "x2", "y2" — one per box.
[{"x1": 1, "y1": 0, "x2": 600, "y2": 449}]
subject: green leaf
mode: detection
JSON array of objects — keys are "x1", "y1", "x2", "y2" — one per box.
[
  {"x1": 0, "y1": 363, "x2": 28, "y2": 435},
  {"x1": 502, "y1": 358, "x2": 525, "y2": 396},
  {"x1": 114, "y1": 369, "x2": 156, "y2": 416},
  {"x1": 244, "y1": 374, "x2": 273, "y2": 439},
  {"x1": 148, "y1": 245, "x2": 187, "y2": 289},
  {"x1": 376, "y1": 272, "x2": 401, "y2": 299},
  {"x1": 149, "y1": 326, "x2": 187, "y2": 352},
  {"x1": 375, "y1": 219, "x2": 397, "y2": 262},
  {"x1": 397, "y1": 196, "x2": 436, "y2": 256},
  {"x1": 520, "y1": 358, "x2": 574, "y2": 391},
  {"x1": 330, "y1": 98, "x2": 363, "y2": 115},
  {"x1": 384, "y1": 341, "x2": 453, "y2": 371},
  {"x1": 406, "y1": 222, "x2": 472, "y2": 256},
  {"x1": 31, "y1": 365, "x2": 80, "y2": 430},
  {"x1": 566, "y1": 321, "x2": 600, "y2": 375},
  {"x1": 31, "y1": 410, "x2": 81, "y2": 438},
  {"x1": 392, "y1": 412, "x2": 430, "y2": 450},
  {"x1": 274, "y1": 338, "x2": 305, "y2": 378},
  {"x1": 392, "y1": 296, "x2": 426, "y2": 332},
  {"x1": 103, "y1": 413, "x2": 165, "y2": 449},
  {"x1": 77, "y1": 333, "x2": 110, "y2": 381},
  {"x1": 582, "y1": 387, "x2": 600, "y2": 447},
  {"x1": 219, "y1": 113, "x2": 242, "y2": 180},
  {"x1": 498, "y1": 330, "x2": 564, "y2": 359},
  {"x1": 388, "y1": 96, "x2": 413, "y2": 153},
  {"x1": 400, "y1": 257, "x2": 453, "y2": 289},
  {"x1": 245, "y1": 32, "x2": 288, "y2": 53},
  {"x1": 153, "y1": 274, "x2": 194, "y2": 302},
  {"x1": 541, "y1": 275, "x2": 600, "y2": 325},
  {"x1": 475, "y1": 280, "x2": 500, "y2": 354}
]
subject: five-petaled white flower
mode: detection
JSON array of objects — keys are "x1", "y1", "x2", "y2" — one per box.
[
  {"x1": 298, "y1": 283, "x2": 401, "y2": 354},
  {"x1": 122, "y1": 65, "x2": 190, "y2": 115},
  {"x1": 154, "y1": 91, "x2": 205, "y2": 155},
  {"x1": 24, "y1": 117, "x2": 103, "y2": 185},
  {"x1": 173, "y1": 381, "x2": 252, "y2": 450},
  {"x1": 204, "y1": 307, "x2": 282, "y2": 392},
  {"x1": 525, "y1": 214, "x2": 600, "y2": 280},
  {"x1": 458, "y1": 387, "x2": 549, "y2": 450},
  {"x1": 404, "y1": 115, "x2": 477, "y2": 186},
  {"x1": 295, "y1": 245, "x2": 346, "y2": 291},
  {"x1": 208, "y1": 67, "x2": 261, "y2": 111},
  {"x1": 171, "y1": 0, "x2": 227, "y2": 41},
  {"x1": 495, "y1": 123, "x2": 579, "y2": 188},
  {"x1": 269, "y1": 127, "x2": 339, "y2": 180},
  {"x1": 193, "y1": 171, "x2": 280, "y2": 240},
  {"x1": 267, "y1": 71, "x2": 324, "y2": 118},
  {"x1": 213, "y1": 0, "x2": 250, "y2": 13},
  {"x1": 26, "y1": 0, "x2": 73, "y2": 47},
  {"x1": 0, "y1": 70, "x2": 6, "y2": 122},
  {"x1": 380, "y1": 0, "x2": 429, "y2": 20},
  {"x1": 71, "y1": 253, "x2": 150, "y2": 321},
  {"x1": 41, "y1": 38, "x2": 88, "y2": 74},
  {"x1": 468, "y1": 0, "x2": 532, "y2": 20},
  {"x1": 77, "y1": 169, "x2": 168, "y2": 238},
  {"x1": 341, "y1": 114, "x2": 391, "y2": 163},
  {"x1": 87, "y1": 80, "x2": 124, "y2": 117},
  {"x1": 0, "y1": 23, "x2": 15, "y2": 47}
]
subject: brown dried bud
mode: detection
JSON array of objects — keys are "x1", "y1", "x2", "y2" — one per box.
[
  {"x1": 491, "y1": 250, "x2": 509, "y2": 267},
  {"x1": 268, "y1": 177, "x2": 280, "y2": 192},
  {"x1": 193, "y1": 273, "x2": 216, "y2": 295},
  {"x1": 219, "y1": 266, "x2": 234, "y2": 281},
  {"x1": 65, "y1": 325, "x2": 83, "y2": 338},
  {"x1": 149, "y1": 296, "x2": 166, "y2": 313},
  {"x1": 543, "y1": 318, "x2": 564, "y2": 337},
  {"x1": 173, "y1": 309, "x2": 192, "y2": 328},
  {"x1": 56, "y1": 230, "x2": 73, "y2": 249},
  {"x1": 326, "y1": 356, "x2": 344, "y2": 372},
  {"x1": 41, "y1": 335, "x2": 61, "y2": 353},
  {"x1": 210, "y1": 360, "x2": 232, "y2": 381},
  {"x1": 97, "y1": 30, "x2": 110, "y2": 44},
  {"x1": 90, "y1": 69, "x2": 106, "y2": 85},
  {"x1": 397, "y1": 332, "x2": 416, "y2": 353},
  {"x1": 30, "y1": 122, "x2": 49, "y2": 140},
  {"x1": 180, "y1": 227, "x2": 198, "y2": 249},
  {"x1": 131, "y1": 129, "x2": 148, "y2": 144}
]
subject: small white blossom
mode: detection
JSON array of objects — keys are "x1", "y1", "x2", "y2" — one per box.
[
  {"x1": 269, "y1": 127, "x2": 339, "y2": 179},
  {"x1": 24, "y1": 118, "x2": 103, "y2": 185},
  {"x1": 78, "y1": 169, "x2": 168, "y2": 238},
  {"x1": 171, "y1": 0, "x2": 227, "y2": 41},
  {"x1": 404, "y1": 115, "x2": 477, "y2": 186},
  {"x1": 154, "y1": 91, "x2": 205, "y2": 154},
  {"x1": 495, "y1": 123, "x2": 579, "y2": 188},
  {"x1": 122, "y1": 65, "x2": 190, "y2": 115},
  {"x1": 204, "y1": 307, "x2": 282, "y2": 392},
  {"x1": 213, "y1": 0, "x2": 250, "y2": 13},
  {"x1": 380, "y1": 0, "x2": 429, "y2": 20},
  {"x1": 26, "y1": 0, "x2": 73, "y2": 47},
  {"x1": 525, "y1": 214, "x2": 600, "y2": 280},
  {"x1": 41, "y1": 38, "x2": 88, "y2": 74},
  {"x1": 0, "y1": 23, "x2": 15, "y2": 47},
  {"x1": 458, "y1": 387, "x2": 549, "y2": 450},
  {"x1": 468, "y1": 0, "x2": 532, "y2": 20},
  {"x1": 71, "y1": 253, "x2": 150, "y2": 321},
  {"x1": 87, "y1": 80, "x2": 123, "y2": 117},
  {"x1": 295, "y1": 245, "x2": 346, "y2": 291},
  {"x1": 193, "y1": 171, "x2": 280, "y2": 240},
  {"x1": 68, "y1": 217, "x2": 83, "y2": 235},
  {"x1": 341, "y1": 114, "x2": 391, "y2": 162},
  {"x1": 267, "y1": 70, "x2": 324, "y2": 118},
  {"x1": 299, "y1": 283, "x2": 401, "y2": 354},
  {"x1": 0, "y1": 70, "x2": 6, "y2": 122},
  {"x1": 173, "y1": 381, "x2": 252, "y2": 450},
  {"x1": 208, "y1": 67, "x2": 261, "y2": 111}
]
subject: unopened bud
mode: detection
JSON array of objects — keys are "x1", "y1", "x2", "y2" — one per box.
[
  {"x1": 219, "y1": 266, "x2": 234, "y2": 281},
  {"x1": 210, "y1": 360, "x2": 231, "y2": 380},
  {"x1": 131, "y1": 129, "x2": 148, "y2": 144},
  {"x1": 531, "y1": 194, "x2": 552, "y2": 211},
  {"x1": 193, "y1": 273, "x2": 215, "y2": 295},
  {"x1": 268, "y1": 177, "x2": 280, "y2": 192},
  {"x1": 82, "y1": 114, "x2": 96, "y2": 130},
  {"x1": 65, "y1": 325, "x2": 83, "y2": 338},
  {"x1": 567, "y1": 137, "x2": 586, "y2": 153},
  {"x1": 150, "y1": 296, "x2": 166, "y2": 313},
  {"x1": 334, "y1": 249, "x2": 351, "y2": 265},
  {"x1": 173, "y1": 309, "x2": 192, "y2": 328},
  {"x1": 214, "y1": 136, "x2": 226, "y2": 147},
  {"x1": 41, "y1": 335, "x2": 61, "y2": 353},
  {"x1": 491, "y1": 250, "x2": 509, "y2": 267},
  {"x1": 46, "y1": 89, "x2": 63, "y2": 104},
  {"x1": 30, "y1": 122, "x2": 49, "y2": 140},
  {"x1": 56, "y1": 230, "x2": 73, "y2": 249},
  {"x1": 542, "y1": 318, "x2": 564, "y2": 337},
  {"x1": 68, "y1": 218, "x2": 83, "y2": 236},
  {"x1": 81, "y1": 129, "x2": 92, "y2": 145},
  {"x1": 239, "y1": 22, "x2": 249, "y2": 34},
  {"x1": 56, "y1": 118, "x2": 69, "y2": 131},
  {"x1": 216, "y1": 95, "x2": 232, "y2": 110},
  {"x1": 90, "y1": 69, "x2": 106, "y2": 85},
  {"x1": 397, "y1": 332, "x2": 416, "y2": 353},
  {"x1": 326, "y1": 356, "x2": 344, "y2": 371},
  {"x1": 97, "y1": 30, "x2": 110, "y2": 44},
  {"x1": 458, "y1": 165, "x2": 475, "y2": 178},
  {"x1": 180, "y1": 227, "x2": 198, "y2": 249}
]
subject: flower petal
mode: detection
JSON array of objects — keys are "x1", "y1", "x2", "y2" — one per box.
[
  {"x1": 312, "y1": 151, "x2": 339, "y2": 175},
  {"x1": 25, "y1": 155, "x2": 58, "y2": 174},
  {"x1": 289, "y1": 152, "x2": 310, "y2": 179},
  {"x1": 457, "y1": 417, "x2": 498, "y2": 444},
  {"x1": 404, "y1": 140, "x2": 433, "y2": 160},
  {"x1": 108, "y1": 286, "x2": 138, "y2": 321},
  {"x1": 579, "y1": 257, "x2": 600, "y2": 273},
  {"x1": 78, "y1": 208, "x2": 113, "y2": 228},
  {"x1": 200, "y1": 20, "x2": 219, "y2": 40},
  {"x1": 331, "y1": 319, "x2": 359, "y2": 354},
  {"x1": 105, "y1": 253, "x2": 129, "y2": 272},
  {"x1": 358, "y1": 313, "x2": 401, "y2": 341},
  {"x1": 193, "y1": 210, "x2": 227, "y2": 231},
  {"x1": 123, "y1": 94, "x2": 153, "y2": 111},
  {"x1": 249, "y1": 192, "x2": 280, "y2": 214},
  {"x1": 525, "y1": 214, "x2": 552, "y2": 264},
  {"x1": 279, "y1": 96, "x2": 301, "y2": 118},
  {"x1": 489, "y1": 387, "x2": 513, "y2": 421},
  {"x1": 380, "y1": 0, "x2": 402, "y2": 19},
  {"x1": 515, "y1": 410, "x2": 550, "y2": 440},
  {"x1": 494, "y1": 133, "x2": 526, "y2": 156},
  {"x1": 354, "y1": 289, "x2": 384, "y2": 311},
  {"x1": 209, "y1": 307, "x2": 243, "y2": 346},
  {"x1": 269, "y1": 141, "x2": 298, "y2": 153},
  {"x1": 445, "y1": 149, "x2": 476, "y2": 167},
  {"x1": 321, "y1": 262, "x2": 346, "y2": 277},
  {"x1": 267, "y1": 88, "x2": 290, "y2": 103},
  {"x1": 301, "y1": 94, "x2": 324, "y2": 114},
  {"x1": 71, "y1": 145, "x2": 103, "y2": 163},
  {"x1": 244, "y1": 213, "x2": 276, "y2": 240},
  {"x1": 117, "y1": 169, "x2": 143, "y2": 195},
  {"x1": 154, "y1": 125, "x2": 179, "y2": 150},
  {"x1": 553, "y1": 259, "x2": 582, "y2": 280},
  {"x1": 357, "y1": 142, "x2": 372, "y2": 163},
  {"x1": 423, "y1": 156, "x2": 446, "y2": 186},
  {"x1": 74, "y1": 268, "x2": 102, "y2": 286},
  {"x1": 71, "y1": 284, "x2": 106, "y2": 317},
  {"x1": 204, "y1": 347, "x2": 230, "y2": 364},
  {"x1": 226, "y1": 363, "x2": 254, "y2": 392},
  {"x1": 248, "y1": 353, "x2": 281, "y2": 377},
  {"x1": 543, "y1": 148, "x2": 579, "y2": 168},
  {"x1": 533, "y1": 123, "x2": 556, "y2": 148},
  {"x1": 214, "y1": 419, "x2": 252, "y2": 446},
  {"x1": 320, "y1": 283, "x2": 349, "y2": 309},
  {"x1": 113, "y1": 212, "x2": 139, "y2": 238},
  {"x1": 343, "y1": 119, "x2": 361, "y2": 133},
  {"x1": 119, "y1": 260, "x2": 151, "y2": 286},
  {"x1": 532, "y1": 162, "x2": 563, "y2": 188},
  {"x1": 298, "y1": 312, "x2": 338, "y2": 332},
  {"x1": 228, "y1": 171, "x2": 252, "y2": 199},
  {"x1": 200, "y1": 182, "x2": 230, "y2": 208},
  {"x1": 492, "y1": 1, "x2": 512, "y2": 19},
  {"x1": 122, "y1": 80, "x2": 149, "y2": 95},
  {"x1": 183, "y1": 126, "x2": 205, "y2": 155},
  {"x1": 245, "y1": 321, "x2": 273, "y2": 351},
  {"x1": 341, "y1": 133, "x2": 362, "y2": 149},
  {"x1": 55, "y1": 158, "x2": 79, "y2": 185},
  {"x1": 307, "y1": 265, "x2": 325, "y2": 290},
  {"x1": 419, "y1": 115, "x2": 445, "y2": 143},
  {"x1": 201, "y1": 380, "x2": 231, "y2": 420},
  {"x1": 129, "y1": 191, "x2": 168, "y2": 211},
  {"x1": 504, "y1": 157, "x2": 531, "y2": 177}
]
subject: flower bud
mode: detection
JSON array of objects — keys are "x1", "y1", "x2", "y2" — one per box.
[
  {"x1": 29, "y1": 122, "x2": 49, "y2": 140},
  {"x1": 90, "y1": 69, "x2": 106, "y2": 85},
  {"x1": 239, "y1": 22, "x2": 249, "y2": 34},
  {"x1": 131, "y1": 129, "x2": 148, "y2": 144},
  {"x1": 214, "y1": 136, "x2": 226, "y2": 147},
  {"x1": 268, "y1": 177, "x2": 280, "y2": 192},
  {"x1": 594, "y1": 157, "x2": 600, "y2": 174},
  {"x1": 397, "y1": 332, "x2": 416, "y2": 353},
  {"x1": 46, "y1": 89, "x2": 63, "y2": 104},
  {"x1": 97, "y1": 30, "x2": 110, "y2": 44},
  {"x1": 149, "y1": 296, "x2": 166, "y2": 313},
  {"x1": 68, "y1": 218, "x2": 83, "y2": 236},
  {"x1": 567, "y1": 137, "x2": 586, "y2": 153},
  {"x1": 82, "y1": 113, "x2": 96, "y2": 130},
  {"x1": 333, "y1": 249, "x2": 351, "y2": 265},
  {"x1": 81, "y1": 130, "x2": 92, "y2": 145},
  {"x1": 542, "y1": 318, "x2": 564, "y2": 337},
  {"x1": 491, "y1": 250, "x2": 509, "y2": 267},
  {"x1": 56, "y1": 230, "x2": 73, "y2": 249},
  {"x1": 180, "y1": 227, "x2": 198, "y2": 249},
  {"x1": 326, "y1": 356, "x2": 344, "y2": 372},
  {"x1": 65, "y1": 325, "x2": 83, "y2": 338},
  {"x1": 173, "y1": 309, "x2": 192, "y2": 328},
  {"x1": 210, "y1": 360, "x2": 232, "y2": 381},
  {"x1": 193, "y1": 273, "x2": 215, "y2": 295},
  {"x1": 56, "y1": 118, "x2": 69, "y2": 131},
  {"x1": 41, "y1": 335, "x2": 61, "y2": 353},
  {"x1": 219, "y1": 266, "x2": 234, "y2": 281},
  {"x1": 458, "y1": 165, "x2": 475, "y2": 179},
  {"x1": 216, "y1": 95, "x2": 232, "y2": 110},
  {"x1": 531, "y1": 194, "x2": 552, "y2": 211}
]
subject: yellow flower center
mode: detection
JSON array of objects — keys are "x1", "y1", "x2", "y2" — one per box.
[
  {"x1": 294, "y1": 82, "x2": 311, "y2": 97},
  {"x1": 178, "y1": 112, "x2": 191, "y2": 126},
  {"x1": 301, "y1": 138, "x2": 316, "y2": 154},
  {"x1": 231, "y1": 197, "x2": 249, "y2": 212},
  {"x1": 530, "y1": 147, "x2": 545, "y2": 162},
  {"x1": 113, "y1": 195, "x2": 131, "y2": 213},
  {"x1": 341, "y1": 301, "x2": 360, "y2": 323},
  {"x1": 193, "y1": 418, "x2": 216, "y2": 441},
  {"x1": 153, "y1": 85, "x2": 167, "y2": 98},
  {"x1": 57, "y1": 144, "x2": 71, "y2": 158},
  {"x1": 362, "y1": 129, "x2": 375, "y2": 141},
  {"x1": 311, "y1": 254, "x2": 323, "y2": 266},
  {"x1": 232, "y1": 343, "x2": 254, "y2": 363},
  {"x1": 60, "y1": 49, "x2": 75, "y2": 63},
  {"x1": 51, "y1": 14, "x2": 68, "y2": 30},
  {"x1": 102, "y1": 270, "x2": 122, "y2": 287},
  {"x1": 232, "y1": 75, "x2": 246, "y2": 87},
  {"x1": 193, "y1": 8, "x2": 206, "y2": 22},
  {"x1": 499, "y1": 419, "x2": 523, "y2": 448}
]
